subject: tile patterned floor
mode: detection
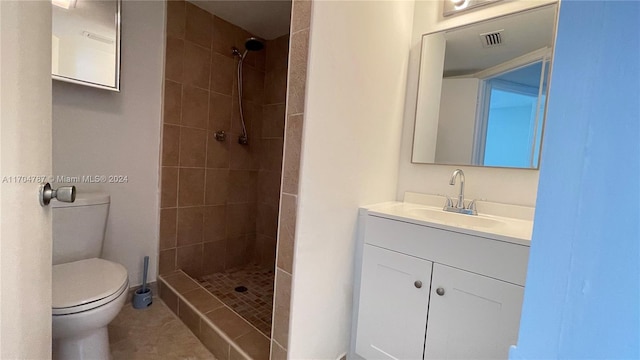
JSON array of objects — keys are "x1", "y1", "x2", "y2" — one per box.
[
  {"x1": 198, "y1": 264, "x2": 275, "y2": 337},
  {"x1": 109, "y1": 297, "x2": 216, "y2": 360}
]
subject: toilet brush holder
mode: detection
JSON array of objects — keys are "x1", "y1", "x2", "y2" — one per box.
[
  {"x1": 133, "y1": 255, "x2": 153, "y2": 309},
  {"x1": 132, "y1": 287, "x2": 152, "y2": 309}
]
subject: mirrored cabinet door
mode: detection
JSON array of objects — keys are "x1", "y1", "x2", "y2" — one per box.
[
  {"x1": 412, "y1": 4, "x2": 558, "y2": 169},
  {"x1": 52, "y1": 0, "x2": 121, "y2": 91}
]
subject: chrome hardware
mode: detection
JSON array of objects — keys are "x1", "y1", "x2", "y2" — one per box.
[
  {"x1": 238, "y1": 134, "x2": 249, "y2": 145},
  {"x1": 436, "y1": 287, "x2": 445, "y2": 296},
  {"x1": 443, "y1": 169, "x2": 478, "y2": 215},
  {"x1": 414, "y1": 280, "x2": 423, "y2": 289},
  {"x1": 39, "y1": 183, "x2": 76, "y2": 206},
  {"x1": 214, "y1": 131, "x2": 226, "y2": 142}
]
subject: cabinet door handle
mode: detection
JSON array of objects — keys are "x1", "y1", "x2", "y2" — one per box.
[
  {"x1": 436, "y1": 287, "x2": 445, "y2": 296},
  {"x1": 414, "y1": 280, "x2": 423, "y2": 289}
]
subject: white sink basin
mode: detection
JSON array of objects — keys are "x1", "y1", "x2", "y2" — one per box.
[{"x1": 407, "y1": 207, "x2": 506, "y2": 230}]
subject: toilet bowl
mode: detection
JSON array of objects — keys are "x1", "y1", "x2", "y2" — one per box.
[{"x1": 51, "y1": 193, "x2": 129, "y2": 360}]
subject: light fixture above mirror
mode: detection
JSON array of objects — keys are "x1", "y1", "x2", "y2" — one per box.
[{"x1": 443, "y1": 0, "x2": 501, "y2": 17}]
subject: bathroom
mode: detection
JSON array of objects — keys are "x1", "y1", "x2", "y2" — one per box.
[{"x1": 0, "y1": 0, "x2": 638, "y2": 359}]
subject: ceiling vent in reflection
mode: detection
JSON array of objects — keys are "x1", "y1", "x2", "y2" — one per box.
[
  {"x1": 82, "y1": 31, "x2": 114, "y2": 45},
  {"x1": 479, "y1": 30, "x2": 504, "y2": 48}
]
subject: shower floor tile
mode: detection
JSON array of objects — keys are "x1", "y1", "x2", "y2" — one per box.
[{"x1": 199, "y1": 264, "x2": 274, "y2": 337}]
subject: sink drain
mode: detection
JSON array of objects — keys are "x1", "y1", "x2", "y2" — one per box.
[{"x1": 234, "y1": 286, "x2": 248, "y2": 293}]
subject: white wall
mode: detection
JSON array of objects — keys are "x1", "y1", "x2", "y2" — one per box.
[
  {"x1": 398, "y1": 0, "x2": 557, "y2": 206},
  {"x1": 435, "y1": 78, "x2": 479, "y2": 164},
  {"x1": 287, "y1": 1, "x2": 415, "y2": 358},
  {"x1": 52, "y1": 0, "x2": 165, "y2": 286},
  {"x1": 0, "y1": 1, "x2": 52, "y2": 358}
]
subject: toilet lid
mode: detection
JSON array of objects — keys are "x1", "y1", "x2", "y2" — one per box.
[{"x1": 52, "y1": 258, "x2": 128, "y2": 315}]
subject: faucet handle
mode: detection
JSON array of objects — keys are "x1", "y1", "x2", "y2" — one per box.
[
  {"x1": 467, "y1": 199, "x2": 476, "y2": 210},
  {"x1": 444, "y1": 196, "x2": 453, "y2": 208}
]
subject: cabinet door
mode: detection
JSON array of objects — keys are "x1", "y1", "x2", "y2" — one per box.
[
  {"x1": 424, "y1": 264, "x2": 524, "y2": 360},
  {"x1": 356, "y1": 245, "x2": 433, "y2": 359}
]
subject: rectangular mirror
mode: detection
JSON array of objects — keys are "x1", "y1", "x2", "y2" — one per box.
[
  {"x1": 412, "y1": 4, "x2": 558, "y2": 169},
  {"x1": 52, "y1": 0, "x2": 121, "y2": 91}
]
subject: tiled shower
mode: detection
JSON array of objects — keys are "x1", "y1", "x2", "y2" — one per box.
[{"x1": 158, "y1": 0, "x2": 289, "y2": 339}]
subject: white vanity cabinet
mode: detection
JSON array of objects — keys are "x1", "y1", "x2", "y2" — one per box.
[{"x1": 353, "y1": 212, "x2": 530, "y2": 360}]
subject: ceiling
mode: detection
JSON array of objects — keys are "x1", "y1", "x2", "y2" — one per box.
[
  {"x1": 441, "y1": 5, "x2": 556, "y2": 76},
  {"x1": 189, "y1": 0, "x2": 292, "y2": 40}
]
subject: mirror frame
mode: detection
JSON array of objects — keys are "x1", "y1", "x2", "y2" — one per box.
[
  {"x1": 52, "y1": 0, "x2": 122, "y2": 92},
  {"x1": 411, "y1": 3, "x2": 560, "y2": 170}
]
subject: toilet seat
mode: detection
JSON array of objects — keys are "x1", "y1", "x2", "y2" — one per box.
[{"x1": 53, "y1": 258, "x2": 128, "y2": 316}]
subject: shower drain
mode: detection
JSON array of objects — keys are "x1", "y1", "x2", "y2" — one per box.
[{"x1": 234, "y1": 286, "x2": 248, "y2": 293}]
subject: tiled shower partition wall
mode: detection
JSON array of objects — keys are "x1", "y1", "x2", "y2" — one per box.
[
  {"x1": 271, "y1": 0, "x2": 312, "y2": 357},
  {"x1": 158, "y1": 0, "x2": 288, "y2": 278}
]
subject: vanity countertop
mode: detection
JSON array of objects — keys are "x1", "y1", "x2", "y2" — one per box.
[{"x1": 361, "y1": 193, "x2": 534, "y2": 246}]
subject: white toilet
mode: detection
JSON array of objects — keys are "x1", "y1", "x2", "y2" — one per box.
[{"x1": 51, "y1": 192, "x2": 129, "y2": 360}]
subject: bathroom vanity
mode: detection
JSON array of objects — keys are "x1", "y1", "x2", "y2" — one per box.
[{"x1": 351, "y1": 193, "x2": 533, "y2": 360}]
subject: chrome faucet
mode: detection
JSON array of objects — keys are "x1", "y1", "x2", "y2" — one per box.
[{"x1": 444, "y1": 169, "x2": 477, "y2": 215}]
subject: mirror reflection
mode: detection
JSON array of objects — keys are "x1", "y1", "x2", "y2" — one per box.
[
  {"x1": 412, "y1": 5, "x2": 557, "y2": 169},
  {"x1": 52, "y1": 0, "x2": 120, "y2": 91}
]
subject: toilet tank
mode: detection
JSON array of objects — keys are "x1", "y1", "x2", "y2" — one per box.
[{"x1": 52, "y1": 192, "x2": 110, "y2": 266}]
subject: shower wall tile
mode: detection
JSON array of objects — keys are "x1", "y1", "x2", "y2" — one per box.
[
  {"x1": 276, "y1": 194, "x2": 296, "y2": 274},
  {"x1": 179, "y1": 127, "x2": 207, "y2": 167},
  {"x1": 177, "y1": 206, "x2": 204, "y2": 246},
  {"x1": 291, "y1": 0, "x2": 312, "y2": 34},
  {"x1": 256, "y1": 203, "x2": 278, "y2": 239},
  {"x1": 205, "y1": 169, "x2": 229, "y2": 205},
  {"x1": 286, "y1": 29, "x2": 310, "y2": 115},
  {"x1": 203, "y1": 240, "x2": 226, "y2": 274},
  {"x1": 282, "y1": 114, "x2": 303, "y2": 195},
  {"x1": 185, "y1": 2, "x2": 212, "y2": 49},
  {"x1": 165, "y1": 37, "x2": 184, "y2": 82},
  {"x1": 178, "y1": 168, "x2": 205, "y2": 206},
  {"x1": 260, "y1": 139, "x2": 284, "y2": 172},
  {"x1": 212, "y1": 16, "x2": 239, "y2": 58},
  {"x1": 160, "y1": 208, "x2": 178, "y2": 250},
  {"x1": 226, "y1": 234, "x2": 256, "y2": 269},
  {"x1": 183, "y1": 42, "x2": 211, "y2": 89},
  {"x1": 266, "y1": 36, "x2": 289, "y2": 71},
  {"x1": 229, "y1": 141, "x2": 257, "y2": 170},
  {"x1": 242, "y1": 66, "x2": 265, "y2": 103},
  {"x1": 272, "y1": 269, "x2": 292, "y2": 347},
  {"x1": 227, "y1": 203, "x2": 256, "y2": 237},
  {"x1": 264, "y1": 67, "x2": 288, "y2": 105},
  {"x1": 203, "y1": 205, "x2": 227, "y2": 242},
  {"x1": 177, "y1": 243, "x2": 204, "y2": 278},
  {"x1": 166, "y1": 0, "x2": 186, "y2": 39},
  {"x1": 209, "y1": 92, "x2": 232, "y2": 131},
  {"x1": 159, "y1": 248, "x2": 177, "y2": 275},
  {"x1": 161, "y1": 167, "x2": 179, "y2": 208},
  {"x1": 227, "y1": 170, "x2": 257, "y2": 204},
  {"x1": 206, "y1": 135, "x2": 230, "y2": 169},
  {"x1": 181, "y1": 85, "x2": 209, "y2": 129},
  {"x1": 262, "y1": 104, "x2": 285, "y2": 138},
  {"x1": 255, "y1": 234, "x2": 277, "y2": 269},
  {"x1": 164, "y1": 80, "x2": 182, "y2": 125},
  {"x1": 210, "y1": 53, "x2": 235, "y2": 95},
  {"x1": 162, "y1": 124, "x2": 181, "y2": 166},
  {"x1": 258, "y1": 170, "x2": 281, "y2": 207},
  {"x1": 270, "y1": 340, "x2": 287, "y2": 360}
]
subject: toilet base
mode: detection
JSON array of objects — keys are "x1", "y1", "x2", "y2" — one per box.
[{"x1": 53, "y1": 327, "x2": 109, "y2": 360}]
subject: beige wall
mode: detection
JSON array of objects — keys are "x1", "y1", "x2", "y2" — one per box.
[
  {"x1": 158, "y1": 1, "x2": 288, "y2": 278},
  {"x1": 397, "y1": 0, "x2": 557, "y2": 206},
  {"x1": 53, "y1": 0, "x2": 165, "y2": 286}
]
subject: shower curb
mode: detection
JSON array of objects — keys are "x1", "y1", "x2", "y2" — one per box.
[{"x1": 158, "y1": 271, "x2": 270, "y2": 360}]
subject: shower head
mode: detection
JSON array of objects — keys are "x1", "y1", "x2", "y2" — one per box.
[{"x1": 244, "y1": 37, "x2": 264, "y2": 52}]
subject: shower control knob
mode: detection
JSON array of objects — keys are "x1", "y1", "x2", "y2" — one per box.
[{"x1": 39, "y1": 183, "x2": 76, "y2": 206}]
